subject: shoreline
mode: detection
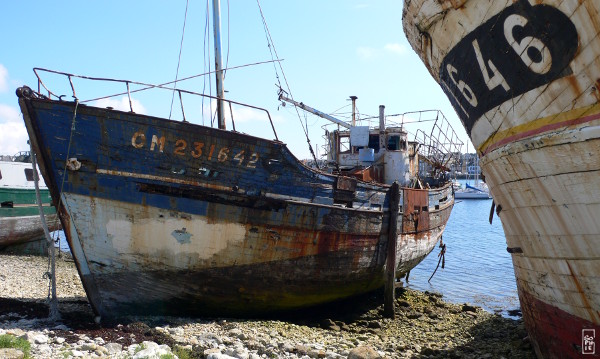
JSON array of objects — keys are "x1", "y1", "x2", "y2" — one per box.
[{"x1": 0, "y1": 254, "x2": 535, "y2": 358}]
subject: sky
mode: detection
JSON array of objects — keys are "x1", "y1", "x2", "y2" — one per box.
[{"x1": 0, "y1": 0, "x2": 471, "y2": 159}]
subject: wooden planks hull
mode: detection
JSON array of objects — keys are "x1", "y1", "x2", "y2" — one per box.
[
  {"x1": 403, "y1": 1, "x2": 600, "y2": 357},
  {"x1": 18, "y1": 91, "x2": 454, "y2": 320}
]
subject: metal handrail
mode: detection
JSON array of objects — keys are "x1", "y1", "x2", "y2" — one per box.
[{"x1": 32, "y1": 67, "x2": 279, "y2": 141}]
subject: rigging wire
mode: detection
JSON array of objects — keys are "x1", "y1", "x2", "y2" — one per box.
[
  {"x1": 330, "y1": 103, "x2": 352, "y2": 117},
  {"x1": 202, "y1": 0, "x2": 213, "y2": 126},
  {"x1": 169, "y1": 0, "x2": 190, "y2": 120},
  {"x1": 224, "y1": 0, "x2": 230, "y2": 79},
  {"x1": 256, "y1": 0, "x2": 319, "y2": 166}
]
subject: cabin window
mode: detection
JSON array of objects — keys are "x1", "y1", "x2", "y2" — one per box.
[
  {"x1": 0, "y1": 170, "x2": 2, "y2": 180},
  {"x1": 24, "y1": 168, "x2": 34, "y2": 181},
  {"x1": 388, "y1": 135, "x2": 408, "y2": 151},
  {"x1": 388, "y1": 136, "x2": 399, "y2": 150},
  {"x1": 339, "y1": 135, "x2": 351, "y2": 153},
  {"x1": 368, "y1": 135, "x2": 380, "y2": 151}
]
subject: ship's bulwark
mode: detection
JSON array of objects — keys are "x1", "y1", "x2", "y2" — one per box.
[
  {"x1": 19, "y1": 93, "x2": 453, "y2": 320},
  {"x1": 403, "y1": 0, "x2": 600, "y2": 357}
]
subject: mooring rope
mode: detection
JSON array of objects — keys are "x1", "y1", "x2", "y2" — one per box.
[
  {"x1": 30, "y1": 146, "x2": 60, "y2": 321},
  {"x1": 428, "y1": 240, "x2": 446, "y2": 283},
  {"x1": 33, "y1": 97, "x2": 80, "y2": 321}
]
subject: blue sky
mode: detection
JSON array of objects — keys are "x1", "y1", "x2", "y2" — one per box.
[{"x1": 0, "y1": 0, "x2": 471, "y2": 159}]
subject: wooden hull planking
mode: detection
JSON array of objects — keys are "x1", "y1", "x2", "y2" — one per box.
[{"x1": 403, "y1": 0, "x2": 600, "y2": 357}]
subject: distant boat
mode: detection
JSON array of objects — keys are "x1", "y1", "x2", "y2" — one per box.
[
  {"x1": 454, "y1": 159, "x2": 491, "y2": 200},
  {"x1": 454, "y1": 183, "x2": 491, "y2": 200},
  {"x1": 404, "y1": 1, "x2": 600, "y2": 357},
  {"x1": 0, "y1": 151, "x2": 59, "y2": 248},
  {"x1": 17, "y1": 1, "x2": 462, "y2": 322}
]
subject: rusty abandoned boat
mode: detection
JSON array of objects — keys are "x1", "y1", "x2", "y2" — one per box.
[
  {"x1": 16, "y1": 1, "x2": 460, "y2": 321},
  {"x1": 403, "y1": 0, "x2": 600, "y2": 357}
]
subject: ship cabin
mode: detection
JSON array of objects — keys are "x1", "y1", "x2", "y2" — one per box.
[{"x1": 325, "y1": 125, "x2": 419, "y2": 187}]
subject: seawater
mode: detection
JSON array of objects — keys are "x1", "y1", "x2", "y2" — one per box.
[
  {"x1": 51, "y1": 189, "x2": 520, "y2": 316},
  {"x1": 406, "y1": 195, "x2": 520, "y2": 317}
]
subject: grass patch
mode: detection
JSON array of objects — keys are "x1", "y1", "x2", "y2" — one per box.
[
  {"x1": 0, "y1": 334, "x2": 31, "y2": 358},
  {"x1": 172, "y1": 346, "x2": 194, "y2": 359}
]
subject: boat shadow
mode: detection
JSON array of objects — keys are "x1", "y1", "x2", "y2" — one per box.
[{"x1": 0, "y1": 286, "x2": 384, "y2": 329}]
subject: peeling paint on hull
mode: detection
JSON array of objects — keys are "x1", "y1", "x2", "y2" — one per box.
[
  {"x1": 403, "y1": 1, "x2": 600, "y2": 357},
  {"x1": 18, "y1": 93, "x2": 454, "y2": 320}
]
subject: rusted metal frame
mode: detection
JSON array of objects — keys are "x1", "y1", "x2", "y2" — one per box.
[
  {"x1": 229, "y1": 102, "x2": 236, "y2": 131},
  {"x1": 126, "y1": 82, "x2": 133, "y2": 112},
  {"x1": 178, "y1": 90, "x2": 187, "y2": 123},
  {"x1": 384, "y1": 181, "x2": 400, "y2": 318},
  {"x1": 31, "y1": 67, "x2": 279, "y2": 140},
  {"x1": 32, "y1": 61, "x2": 282, "y2": 101},
  {"x1": 67, "y1": 75, "x2": 77, "y2": 99}
]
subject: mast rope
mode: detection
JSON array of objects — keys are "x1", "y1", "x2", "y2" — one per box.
[
  {"x1": 169, "y1": 0, "x2": 190, "y2": 120},
  {"x1": 256, "y1": 0, "x2": 319, "y2": 167}
]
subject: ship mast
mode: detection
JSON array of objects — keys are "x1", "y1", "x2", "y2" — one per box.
[{"x1": 212, "y1": 0, "x2": 226, "y2": 130}]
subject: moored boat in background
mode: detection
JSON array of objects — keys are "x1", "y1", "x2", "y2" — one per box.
[
  {"x1": 0, "y1": 151, "x2": 59, "y2": 249},
  {"x1": 454, "y1": 159, "x2": 491, "y2": 200},
  {"x1": 403, "y1": 0, "x2": 600, "y2": 357},
  {"x1": 453, "y1": 182, "x2": 491, "y2": 200}
]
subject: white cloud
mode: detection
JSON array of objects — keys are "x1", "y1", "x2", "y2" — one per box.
[
  {"x1": 357, "y1": 47, "x2": 378, "y2": 60},
  {"x1": 358, "y1": 43, "x2": 408, "y2": 61},
  {"x1": 0, "y1": 104, "x2": 28, "y2": 155},
  {"x1": 93, "y1": 96, "x2": 147, "y2": 114},
  {"x1": 0, "y1": 64, "x2": 8, "y2": 93},
  {"x1": 384, "y1": 43, "x2": 407, "y2": 56}
]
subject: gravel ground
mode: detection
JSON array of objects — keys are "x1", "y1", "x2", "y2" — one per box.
[{"x1": 0, "y1": 254, "x2": 536, "y2": 358}]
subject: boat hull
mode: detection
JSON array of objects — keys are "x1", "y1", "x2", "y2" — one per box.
[
  {"x1": 453, "y1": 191, "x2": 490, "y2": 200},
  {"x1": 18, "y1": 92, "x2": 453, "y2": 320},
  {"x1": 403, "y1": 1, "x2": 600, "y2": 357},
  {"x1": 0, "y1": 214, "x2": 59, "y2": 247},
  {"x1": 1, "y1": 163, "x2": 60, "y2": 246}
]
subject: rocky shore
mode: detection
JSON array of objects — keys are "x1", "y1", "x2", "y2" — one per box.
[{"x1": 0, "y1": 254, "x2": 535, "y2": 358}]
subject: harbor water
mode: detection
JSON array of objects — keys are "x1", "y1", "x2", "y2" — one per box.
[
  {"x1": 406, "y1": 195, "x2": 520, "y2": 317},
  {"x1": 52, "y1": 192, "x2": 520, "y2": 317}
]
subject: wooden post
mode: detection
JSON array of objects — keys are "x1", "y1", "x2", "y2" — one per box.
[{"x1": 384, "y1": 181, "x2": 400, "y2": 318}]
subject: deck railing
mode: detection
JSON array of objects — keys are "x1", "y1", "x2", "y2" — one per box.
[{"x1": 31, "y1": 67, "x2": 279, "y2": 141}]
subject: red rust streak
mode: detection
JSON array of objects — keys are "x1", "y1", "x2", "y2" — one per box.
[{"x1": 566, "y1": 261, "x2": 598, "y2": 323}]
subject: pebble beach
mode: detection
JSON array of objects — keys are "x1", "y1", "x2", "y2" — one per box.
[{"x1": 0, "y1": 254, "x2": 536, "y2": 358}]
